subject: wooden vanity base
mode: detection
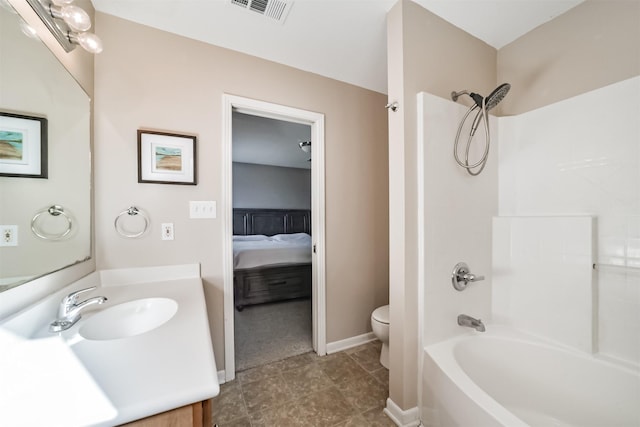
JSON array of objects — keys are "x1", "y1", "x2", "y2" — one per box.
[{"x1": 121, "y1": 399, "x2": 211, "y2": 427}]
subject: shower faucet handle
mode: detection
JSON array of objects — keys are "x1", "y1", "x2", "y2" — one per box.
[{"x1": 452, "y1": 262, "x2": 484, "y2": 291}]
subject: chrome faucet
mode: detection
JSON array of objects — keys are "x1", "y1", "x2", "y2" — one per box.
[
  {"x1": 457, "y1": 314, "x2": 485, "y2": 332},
  {"x1": 50, "y1": 286, "x2": 107, "y2": 332}
]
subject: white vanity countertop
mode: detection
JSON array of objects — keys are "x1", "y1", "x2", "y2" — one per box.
[{"x1": 0, "y1": 264, "x2": 219, "y2": 427}]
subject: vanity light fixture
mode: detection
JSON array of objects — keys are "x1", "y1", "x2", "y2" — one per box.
[{"x1": 25, "y1": 0, "x2": 102, "y2": 53}]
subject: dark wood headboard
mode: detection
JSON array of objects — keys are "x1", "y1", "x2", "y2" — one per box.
[{"x1": 233, "y1": 208, "x2": 311, "y2": 236}]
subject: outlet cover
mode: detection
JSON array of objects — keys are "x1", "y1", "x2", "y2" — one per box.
[
  {"x1": 0, "y1": 225, "x2": 18, "y2": 246},
  {"x1": 161, "y1": 223, "x2": 174, "y2": 241}
]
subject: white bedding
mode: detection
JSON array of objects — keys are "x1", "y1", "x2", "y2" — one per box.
[{"x1": 233, "y1": 233, "x2": 312, "y2": 270}]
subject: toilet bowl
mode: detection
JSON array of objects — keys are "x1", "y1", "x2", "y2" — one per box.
[{"x1": 371, "y1": 305, "x2": 389, "y2": 369}]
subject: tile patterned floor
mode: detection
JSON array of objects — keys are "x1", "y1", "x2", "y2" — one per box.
[{"x1": 211, "y1": 340, "x2": 395, "y2": 427}]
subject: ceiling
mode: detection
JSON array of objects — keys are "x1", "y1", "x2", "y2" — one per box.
[
  {"x1": 90, "y1": 0, "x2": 584, "y2": 169},
  {"x1": 232, "y1": 112, "x2": 312, "y2": 169},
  {"x1": 91, "y1": 0, "x2": 584, "y2": 94}
]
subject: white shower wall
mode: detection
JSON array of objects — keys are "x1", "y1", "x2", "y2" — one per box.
[
  {"x1": 419, "y1": 77, "x2": 639, "y2": 365},
  {"x1": 492, "y1": 216, "x2": 595, "y2": 353},
  {"x1": 498, "y1": 77, "x2": 640, "y2": 365},
  {"x1": 418, "y1": 92, "x2": 498, "y2": 346}
]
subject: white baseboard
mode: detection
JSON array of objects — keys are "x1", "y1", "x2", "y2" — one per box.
[
  {"x1": 326, "y1": 332, "x2": 376, "y2": 354},
  {"x1": 217, "y1": 370, "x2": 226, "y2": 384},
  {"x1": 384, "y1": 398, "x2": 420, "y2": 427}
]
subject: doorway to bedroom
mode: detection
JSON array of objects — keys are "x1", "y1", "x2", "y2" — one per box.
[
  {"x1": 232, "y1": 112, "x2": 312, "y2": 371},
  {"x1": 222, "y1": 95, "x2": 326, "y2": 380}
]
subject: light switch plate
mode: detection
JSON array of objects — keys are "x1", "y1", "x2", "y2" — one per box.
[{"x1": 189, "y1": 201, "x2": 216, "y2": 219}]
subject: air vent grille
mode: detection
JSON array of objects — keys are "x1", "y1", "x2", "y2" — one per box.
[
  {"x1": 230, "y1": 0, "x2": 293, "y2": 24},
  {"x1": 251, "y1": 0, "x2": 268, "y2": 14}
]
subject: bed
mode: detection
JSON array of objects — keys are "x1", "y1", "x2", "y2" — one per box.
[{"x1": 233, "y1": 208, "x2": 312, "y2": 311}]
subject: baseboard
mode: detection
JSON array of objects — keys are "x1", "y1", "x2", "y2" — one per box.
[
  {"x1": 217, "y1": 370, "x2": 226, "y2": 385},
  {"x1": 384, "y1": 398, "x2": 420, "y2": 427},
  {"x1": 326, "y1": 332, "x2": 376, "y2": 354}
]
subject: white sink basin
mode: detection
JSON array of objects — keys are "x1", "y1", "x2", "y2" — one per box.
[{"x1": 80, "y1": 297, "x2": 178, "y2": 341}]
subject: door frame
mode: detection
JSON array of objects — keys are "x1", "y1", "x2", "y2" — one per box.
[{"x1": 222, "y1": 94, "x2": 327, "y2": 381}]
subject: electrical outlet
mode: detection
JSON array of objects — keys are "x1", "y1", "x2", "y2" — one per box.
[
  {"x1": 0, "y1": 225, "x2": 18, "y2": 247},
  {"x1": 161, "y1": 223, "x2": 174, "y2": 241},
  {"x1": 189, "y1": 201, "x2": 216, "y2": 219}
]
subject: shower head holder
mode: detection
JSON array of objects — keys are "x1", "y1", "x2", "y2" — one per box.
[{"x1": 451, "y1": 90, "x2": 468, "y2": 103}]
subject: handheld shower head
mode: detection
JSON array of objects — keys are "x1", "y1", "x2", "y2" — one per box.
[
  {"x1": 451, "y1": 83, "x2": 512, "y2": 176},
  {"x1": 484, "y1": 83, "x2": 510, "y2": 110},
  {"x1": 452, "y1": 83, "x2": 511, "y2": 111}
]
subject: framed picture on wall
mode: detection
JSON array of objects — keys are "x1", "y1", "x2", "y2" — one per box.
[
  {"x1": 0, "y1": 112, "x2": 48, "y2": 178},
  {"x1": 137, "y1": 129, "x2": 197, "y2": 185}
]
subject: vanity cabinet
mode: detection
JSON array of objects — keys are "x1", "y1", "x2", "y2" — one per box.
[{"x1": 121, "y1": 399, "x2": 211, "y2": 427}]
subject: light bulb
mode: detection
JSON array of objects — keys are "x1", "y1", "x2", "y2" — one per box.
[
  {"x1": 57, "y1": 4, "x2": 91, "y2": 32},
  {"x1": 71, "y1": 31, "x2": 103, "y2": 53},
  {"x1": 19, "y1": 21, "x2": 40, "y2": 40}
]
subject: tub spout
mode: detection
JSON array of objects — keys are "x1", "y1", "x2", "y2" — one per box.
[{"x1": 458, "y1": 314, "x2": 485, "y2": 332}]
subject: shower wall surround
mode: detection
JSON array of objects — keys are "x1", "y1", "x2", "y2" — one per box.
[
  {"x1": 492, "y1": 216, "x2": 595, "y2": 353},
  {"x1": 418, "y1": 92, "x2": 498, "y2": 347},
  {"x1": 498, "y1": 77, "x2": 640, "y2": 365}
]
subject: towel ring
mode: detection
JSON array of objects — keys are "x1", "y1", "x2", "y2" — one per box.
[
  {"x1": 31, "y1": 205, "x2": 73, "y2": 241},
  {"x1": 114, "y1": 206, "x2": 149, "y2": 238}
]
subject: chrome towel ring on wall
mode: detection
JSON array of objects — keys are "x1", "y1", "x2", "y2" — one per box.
[
  {"x1": 31, "y1": 205, "x2": 73, "y2": 241},
  {"x1": 114, "y1": 206, "x2": 149, "y2": 238}
]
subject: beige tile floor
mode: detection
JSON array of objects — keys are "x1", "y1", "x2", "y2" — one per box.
[{"x1": 211, "y1": 340, "x2": 395, "y2": 427}]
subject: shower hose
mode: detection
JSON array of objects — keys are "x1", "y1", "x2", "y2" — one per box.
[{"x1": 453, "y1": 98, "x2": 490, "y2": 176}]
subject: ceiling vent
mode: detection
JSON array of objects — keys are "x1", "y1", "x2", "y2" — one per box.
[{"x1": 230, "y1": 0, "x2": 293, "y2": 24}]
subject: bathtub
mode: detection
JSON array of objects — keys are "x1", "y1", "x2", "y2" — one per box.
[{"x1": 422, "y1": 326, "x2": 640, "y2": 427}]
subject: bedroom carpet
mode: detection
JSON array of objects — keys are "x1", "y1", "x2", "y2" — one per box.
[{"x1": 234, "y1": 298, "x2": 312, "y2": 371}]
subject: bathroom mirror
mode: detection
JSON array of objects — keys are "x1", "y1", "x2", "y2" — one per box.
[{"x1": 0, "y1": 2, "x2": 91, "y2": 292}]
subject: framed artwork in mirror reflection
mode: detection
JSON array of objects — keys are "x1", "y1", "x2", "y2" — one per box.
[
  {"x1": 0, "y1": 112, "x2": 48, "y2": 178},
  {"x1": 137, "y1": 129, "x2": 197, "y2": 185}
]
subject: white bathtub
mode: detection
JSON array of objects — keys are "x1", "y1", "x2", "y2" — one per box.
[{"x1": 422, "y1": 326, "x2": 640, "y2": 427}]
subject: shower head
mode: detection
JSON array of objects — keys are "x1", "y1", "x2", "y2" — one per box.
[
  {"x1": 451, "y1": 83, "x2": 511, "y2": 111},
  {"x1": 484, "y1": 83, "x2": 510, "y2": 110}
]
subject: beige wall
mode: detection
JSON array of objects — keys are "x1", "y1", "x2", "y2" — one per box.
[
  {"x1": 93, "y1": 13, "x2": 389, "y2": 371},
  {"x1": 387, "y1": 0, "x2": 496, "y2": 411},
  {"x1": 498, "y1": 0, "x2": 640, "y2": 115}
]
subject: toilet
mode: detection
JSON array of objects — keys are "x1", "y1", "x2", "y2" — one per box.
[{"x1": 371, "y1": 305, "x2": 390, "y2": 369}]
